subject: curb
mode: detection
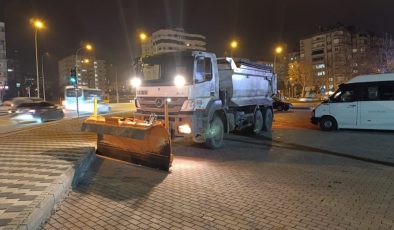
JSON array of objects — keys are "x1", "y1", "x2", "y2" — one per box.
[
  {"x1": 3, "y1": 144, "x2": 96, "y2": 230},
  {"x1": 291, "y1": 106, "x2": 314, "y2": 110}
]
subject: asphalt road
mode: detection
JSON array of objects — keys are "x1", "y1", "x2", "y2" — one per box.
[
  {"x1": 0, "y1": 103, "x2": 134, "y2": 135},
  {"x1": 42, "y1": 109, "x2": 394, "y2": 230}
]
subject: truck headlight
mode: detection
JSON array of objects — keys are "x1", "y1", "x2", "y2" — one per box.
[
  {"x1": 178, "y1": 124, "x2": 191, "y2": 134},
  {"x1": 174, "y1": 75, "x2": 185, "y2": 87}
]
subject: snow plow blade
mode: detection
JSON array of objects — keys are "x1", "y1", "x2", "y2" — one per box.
[{"x1": 81, "y1": 116, "x2": 172, "y2": 171}]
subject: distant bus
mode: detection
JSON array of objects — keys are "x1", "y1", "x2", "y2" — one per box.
[{"x1": 63, "y1": 86, "x2": 110, "y2": 113}]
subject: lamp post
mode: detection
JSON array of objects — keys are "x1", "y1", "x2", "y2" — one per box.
[
  {"x1": 41, "y1": 52, "x2": 49, "y2": 101},
  {"x1": 110, "y1": 64, "x2": 119, "y2": 103},
  {"x1": 32, "y1": 19, "x2": 44, "y2": 98},
  {"x1": 139, "y1": 32, "x2": 148, "y2": 56},
  {"x1": 75, "y1": 44, "x2": 93, "y2": 117},
  {"x1": 130, "y1": 77, "x2": 141, "y2": 110},
  {"x1": 230, "y1": 40, "x2": 238, "y2": 57},
  {"x1": 115, "y1": 67, "x2": 119, "y2": 103},
  {"x1": 273, "y1": 46, "x2": 283, "y2": 74}
]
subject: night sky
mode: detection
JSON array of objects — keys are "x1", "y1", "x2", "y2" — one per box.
[{"x1": 1, "y1": 0, "x2": 394, "y2": 81}]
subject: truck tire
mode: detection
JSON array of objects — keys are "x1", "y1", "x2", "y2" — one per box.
[
  {"x1": 205, "y1": 115, "x2": 224, "y2": 149},
  {"x1": 252, "y1": 110, "x2": 264, "y2": 135},
  {"x1": 319, "y1": 116, "x2": 337, "y2": 131},
  {"x1": 262, "y1": 108, "x2": 273, "y2": 132}
]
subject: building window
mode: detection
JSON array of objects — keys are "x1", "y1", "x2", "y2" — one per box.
[
  {"x1": 333, "y1": 39, "x2": 340, "y2": 44},
  {"x1": 317, "y1": 71, "x2": 325, "y2": 76},
  {"x1": 315, "y1": 64, "x2": 325, "y2": 69},
  {"x1": 312, "y1": 57, "x2": 324, "y2": 62},
  {"x1": 352, "y1": 49, "x2": 357, "y2": 53},
  {"x1": 312, "y1": 49, "x2": 324, "y2": 55}
]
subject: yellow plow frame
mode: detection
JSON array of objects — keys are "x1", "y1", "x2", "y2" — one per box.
[{"x1": 81, "y1": 116, "x2": 173, "y2": 171}]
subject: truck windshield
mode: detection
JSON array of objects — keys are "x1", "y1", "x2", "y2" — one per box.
[{"x1": 139, "y1": 54, "x2": 194, "y2": 86}]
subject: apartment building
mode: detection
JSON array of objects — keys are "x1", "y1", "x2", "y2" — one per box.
[
  {"x1": 0, "y1": 22, "x2": 7, "y2": 101},
  {"x1": 299, "y1": 24, "x2": 394, "y2": 95},
  {"x1": 300, "y1": 25, "x2": 353, "y2": 93},
  {"x1": 58, "y1": 55, "x2": 108, "y2": 92},
  {"x1": 141, "y1": 28, "x2": 206, "y2": 57}
]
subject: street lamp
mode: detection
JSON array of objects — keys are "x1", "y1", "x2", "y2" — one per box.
[
  {"x1": 32, "y1": 19, "x2": 45, "y2": 98},
  {"x1": 75, "y1": 43, "x2": 93, "y2": 117},
  {"x1": 41, "y1": 52, "x2": 49, "y2": 101},
  {"x1": 273, "y1": 45, "x2": 283, "y2": 74},
  {"x1": 139, "y1": 32, "x2": 147, "y2": 41},
  {"x1": 110, "y1": 64, "x2": 120, "y2": 103},
  {"x1": 230, "y1": 40, "x2": 238, "y2": 57}
]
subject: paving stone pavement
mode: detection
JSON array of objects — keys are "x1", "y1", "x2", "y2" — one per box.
[
  {"x1": 0, "y1": 120, "x2": 96, "y2": 229},
  {"x1": 42, "y1": 133, "x2": 394, "y2": 230}
]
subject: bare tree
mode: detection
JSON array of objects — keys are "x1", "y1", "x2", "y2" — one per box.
[{"x1": 288, "y1": 60, "x2": 315, "y2": 97}]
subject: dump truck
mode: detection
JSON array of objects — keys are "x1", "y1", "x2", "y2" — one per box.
[{"x1": 133, "y1": 51, "x2": 276, "y2": 148}]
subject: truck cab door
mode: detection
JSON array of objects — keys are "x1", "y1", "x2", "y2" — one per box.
[{"x1": 193, "y1": 56, "x2": 215, "y2": 99}]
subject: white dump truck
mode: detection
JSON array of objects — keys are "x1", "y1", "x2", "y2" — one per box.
[{"x1": 133, "y1": 51, "x2": 276, "y2": 148}]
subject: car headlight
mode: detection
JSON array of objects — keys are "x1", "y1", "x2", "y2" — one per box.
[
  {"x1": 28, "y1": 109, "x2": 36, "y2": 113},
  {"x1": 178, "y1": 124, "x2": 192, "y2": 134}
]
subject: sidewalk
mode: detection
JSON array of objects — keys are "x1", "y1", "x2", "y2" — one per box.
[
  {"x1": 0, "y1": 119, "x2": 96, "y2": 229},
  {"x1": 262, "y1": 128, "x2": 394, "y2": 166}
]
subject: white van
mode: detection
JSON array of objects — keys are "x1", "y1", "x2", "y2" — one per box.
[{"x1": 311, "y1": 73, "x2": 394, "y2": 131}]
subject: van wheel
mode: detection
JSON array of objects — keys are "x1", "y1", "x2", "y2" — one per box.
[
  {"x1": 205, "y1": 115, "x2": 224, "y2": 149},
  {"x1": 262, "y1": 108, "x2": 273, "y2": 132},
  {"x1": 319, "y1": 116, "x2": 337, "y2": 131}
]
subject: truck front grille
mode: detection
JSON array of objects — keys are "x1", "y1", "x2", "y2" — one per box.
[{"x1": 138, "y1": 97, "x2": 187, "y2": 113}]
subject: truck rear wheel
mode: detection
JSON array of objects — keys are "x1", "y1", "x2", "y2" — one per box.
[
  {"x1": 251, "y1": 110, "x2": 264, "y2": 135},
  {"x1": 262, "y1": 108, "x2": 273, "y2": 132},
  {"x1": 205, "y1": 115, "x2": 224, "y2": 149}
]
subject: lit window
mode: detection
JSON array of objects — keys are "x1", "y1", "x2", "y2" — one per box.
[
  {"x1": 317, "y1": 71, "x2": 325, "y2": 76},
  {"x1": 352, "y1": 49, "x2": 357, "y2": 53},
  {"x1": 315, "y1": 64, "x2": 325, "y2": 69}
]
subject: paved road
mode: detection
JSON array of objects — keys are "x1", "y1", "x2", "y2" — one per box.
[
  {"x1": 42, "y1": 110, "x2": 394, "y2": 230},
  {"x1": 0, "y1": 103, "x2": 134, "y2": 135}
]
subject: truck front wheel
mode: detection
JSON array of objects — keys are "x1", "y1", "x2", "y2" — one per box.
[
  {"x1": 262, "y1": 108, "x2": 273, "y2": 132},
  {"x1": 205, "y1": 115, "x2": 224, "y2": 149}
]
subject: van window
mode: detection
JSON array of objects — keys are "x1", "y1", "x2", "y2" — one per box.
[
  {"x1": 379, "y1": 82, "x2": 394, "y2": 100},
  {"x1": 332, "y1": 89, "x2": 355, "y2": 102},
  {"x1": 331, "y1": 83, "x2": 360, "y2": 102},
  {"x1": 367, "y1": 86, "x2": 379, "y2": 100}
]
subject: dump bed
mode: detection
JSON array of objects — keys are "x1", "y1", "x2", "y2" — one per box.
[{"x1": 217, "y1": 57, "x2": 276, "y2": 107}]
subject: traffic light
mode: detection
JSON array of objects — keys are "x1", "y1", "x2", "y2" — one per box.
[{"x1": 69, "y1": 67, "x2": 77, "y2": 85}]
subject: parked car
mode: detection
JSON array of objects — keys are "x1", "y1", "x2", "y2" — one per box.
[
  {"x1": 8, "y1": 97, "x2": 43, "y2": 113},
  {"x1": 10, "y1": 101, "x2": 64, "y2": 123},
  {"x1": 273, "y1": 97, "x2": 292, "y2": 111}
]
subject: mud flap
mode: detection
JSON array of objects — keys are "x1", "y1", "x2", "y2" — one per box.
[{"x1": 81, "y1": 117, "x2": 173, "y2": 171}]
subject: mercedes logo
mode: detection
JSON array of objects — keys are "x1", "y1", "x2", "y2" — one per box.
[{"x1": 155, "y1": 98, "x2": 163, "y2": 108}]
